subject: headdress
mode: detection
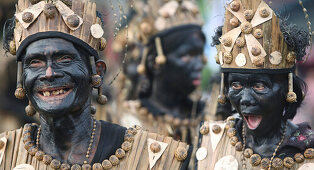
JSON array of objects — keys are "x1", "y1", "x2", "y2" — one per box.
[{"x1": 216, "y1": 0, "x2": 312, "y2": 104}]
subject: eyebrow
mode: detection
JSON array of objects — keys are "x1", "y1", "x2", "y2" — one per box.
[{"x1": 24, "y1": 50, "x2": 77, "y2": 59}]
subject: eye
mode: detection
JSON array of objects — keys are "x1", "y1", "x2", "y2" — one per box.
[
  {"x1": 181, "y1": 55, "x2": 192, "y2": 62},
  {"x1": 231, "y1": 82, "x2": 243, "y2": 90},
  {"x1": 253, "y1": 82, "x2": 265, "y2": 91},
  {"x1": 29, "y1": 59, "x2": 46, "y2": 68},
  {"x1": 56, "y1": 55, "x2": 73, "y2": 63}
]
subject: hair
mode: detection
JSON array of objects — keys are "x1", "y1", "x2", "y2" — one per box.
[
  {"x1": 2, "y1": 16, "x2": 15, "y2": 54},
  {"x1": 139, "y1": 24, "x2": 206, "y2": 98}
]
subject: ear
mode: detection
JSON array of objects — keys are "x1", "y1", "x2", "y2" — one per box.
[{"x1": 96, "y1": 60, "x2": 106, "y2": 78}]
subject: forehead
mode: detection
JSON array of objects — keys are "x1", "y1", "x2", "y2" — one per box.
[
  {"x1": 228, "y1": 73, "x2": 272, "y2": 81},
  {"x1": 25, "y1": 38, "x2": 77, "y2": 55}
]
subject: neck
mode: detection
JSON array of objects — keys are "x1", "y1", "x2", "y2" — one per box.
[
  {"x1": 147, "y1": 77, "x2": 192, "y2": 117},
  {"x1": 39, "y1": 102, "x2": 94, "y2": 163},
  {"x1": 243, "y1": 120, "x2": 287, "y2": 157}
]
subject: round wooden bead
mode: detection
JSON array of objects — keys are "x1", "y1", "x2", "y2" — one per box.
[
  {"x1": 235, "y1": 142, "x2": 243, "y2": 151},
  {"x1": 175, "y1": 147, "x2": 188, "y2": 161},
  {"x1": 24, "y1": 124, "x2": 33, "y2": 131},
  {"x1": 287, "y1": 52, "x2": 296, "y2": 64},
  {"x1": 244, "y1": 10, "x2": 254, "y2": 20},
  {"x1": 222, "y1": 37, "x2": 232, "y2": 47},
  {"x1": 200, "y1": 125, "x2": 209, "y2": 135},
  {"x1": 92, "y1": 163, "x2": 102, "y2": 170},
  {"x1": 51, "y1": 159, "x2": 61, "y2": 169},
  {"x1": 252, "y1": 56, "x2": 264, "y2": 66},
  {"x1": 66, "y1": 15, "x2": 80, "y2": 27},
  {"x1": 43, "y1": 155, "x2": 52, "y2": 165},
  {"x1": 25, "y1": 105, "x2": 36, "y2": 117},
  {"x1": 225, "y1": 121, "x2": 235, "y2": 130},
  {"x1": 212, "y1": 124, "x2": 222, "y2": 134},
  {"x1": 109, "y1": 155, "x2": 119, "y2": 166},
  {"x1": 15, "y1": 87, "x2": 25, "y2": 99},
  {"x1": 35, "y1": 151, "x2": 44, "y2": 161},
  {"x1": 71, "y1": 164, "x2": 82, "y2": 170},
  {"x1": 249, "y1": 154, "x2": 261, "y2": 166},
  {"x1": 294, "y1": 153, "x2": 305, "y2": 163},
  {"x1": 251, "y1": 46, "x2": 261, "y2": 56},
  {"x1": 218, "y1": 95, "x2": 227, "y2": 104},
  {"x1": 60, "y1": 163, "x2": 71, "y2": 170},
  {"x1": 44, "y1": 3, "x2": 57, "y2": 18},
  {"x1": 230, "y1": 17, "x2": 239, "y2": 27},
  {"x1": 227, "y1": 128, "x2": 236, "y2": 138},
  {"x1": 124, "y1": 133, "x2": 134, "y2": 143},
  {"x1": 139, "y1": 107, "x2": 148, "y2": 115},
  {"x1": 22, "y1": 12, "x2": 34, "y2": 23},
  {"x1": 155, "y1": 55, "x2": 167, "y2": 65},
  {"x1": 137, "y1": 64, "x2": 145, "y2": 74},
  {"x1": 115, "y1": 148, "x2": 126, "y2": 159},
  {"x1": 81, "y1": 164, "x2": 91, "y2": 170},
  {"x1": 261, "y1": 158, "x2": 270, "y2": 169},
  {"x1": 102, "y1": 159, "x2": 113, "y2": 170},
  {"x1": 260, "y1": 8, "x2": 270, "y2": 18},
  {"x1": 253, "y1": 29, "x2": 263, "y2": 39},
  {"x1": 230, "y1": 136, "x2": 238, "y2": 146},
  {"x1": 286, "y1": 92, "x2": 297, "y2": 103},
  {"x1": 97, "y1": 95, "x2": 108, "y2": 105},
  {"x1": 150, "y1": 142, "x2": 161, "y2": 153},
  {"x1": 227, "y1": 116, "x2": 235, "y2": 122},
  {"x1": 272, "y1": 157, "x2": 283, "y2": 169},
  {"x1": 28, "y1": 146, "x2": 38, "y2": 156},
  {"x1": 121, "y1": 141, "x2": 132, "y2": 152},
  {"x1": 304, "y1": 148, "x2": 314, "y2": 159},
  {"x1": 91, "y1": 74, "x2": 101, "y2": 87},
  {"x1": 223, "y1": 52, "x2": 233, "y2": 64},
  {"x1": 236, "y1": 37, "x2": 246, "y2": 48},
  {"x1": 283, "y1": 157, "x2": 294, "y2": 169},
  {"x1": 244, "y1": 148, "x2": 253, "y2": 158},
  {"x1": 173, "y1": 118, "x2": 181, "y2": 127},
  {"x1": 127, "y1": 127, "x2": 137, "y2": 135},
  {"x1": 9, "y1": 40, "x2": 16, "y2": 55},
  {"x1": 241, "y1": 22, "x2": 253, "y2": 34},
  {"x1": 230, "y1": 1, "x2": 240, "y2": 11},
  {"x1": 140, "y1": 22, "x2": 152, "y2": 35}
]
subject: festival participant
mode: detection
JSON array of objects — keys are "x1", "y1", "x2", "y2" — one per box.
[
  {"x1": 0, "y1": 0, "x2": 191, "y2": 169},
  {"x1": 118, "y1": 0, "x2": 206, "y2": 145},
  {"x1": 196, "y1": 0, "x2": 314, "y2": 169}
]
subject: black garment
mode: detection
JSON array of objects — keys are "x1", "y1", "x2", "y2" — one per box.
[{"x1": 91, "y1": 120, "x2": 126, "y2": 163}]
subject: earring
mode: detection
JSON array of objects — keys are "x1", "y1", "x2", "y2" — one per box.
[
  {"x1": 155, "y1": 37, "x2": 166, "y2": 65},
  {"x1": 218, "y1": 73, "x2": 227, "y2": 104},
  {"x1": 25, "y1": 101, "x2": 36, "y2": 117},
  {"x1": 89, "y1": 56, "x2": 102, "y2": 87},
  {"x1": 15, "y1": 61, "x2": 25, "y2": 99},
  {"x1": 286, "y1": 73, "x2": 297, "y2": 103},
  {"x1": 96, "y1": 87, "x2": 107, "y2": 105},
  {"x1": 91, "y1": 105, "x2": 96, "y2": 114}
]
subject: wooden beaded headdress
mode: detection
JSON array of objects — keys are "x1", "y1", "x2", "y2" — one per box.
[
  {"x1": 217, "y1": 0, "x2": 312, "y2": 104},
  {"x1": 131, "y1": 0, "x2": 203, "y2": 74},
  {"x1": 5, "y1": 0, "x2": 126, "y2": 105}
]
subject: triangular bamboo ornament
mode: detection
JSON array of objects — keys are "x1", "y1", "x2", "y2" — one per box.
[
  {"x1": 55, "y1": 1, "x2": 83, "y2": 31},
  {"x1": 226, "y1": 0, "x2": 246, "y2": 23},
  {"x1": 219, "y1": 27, "x2": 242, "y2": 52},
  {"x1": 147, "y1": 138, "x2": 168, "y2": 169},
  {"x1": 251, "y1": 1, "x2": 273, "y2": 27},
  {"x1": 245, "y1": 34, "x2": 267, "y2": 62},
  {"x1": 15, "y1": 1, "x2": 45, "y2": 29},
  {"x1": 209, "y1": 122, "x2": 226, "y2": 152},
  {"x1": 0, "y1": 137, "x2": 7, "y2": 166}
]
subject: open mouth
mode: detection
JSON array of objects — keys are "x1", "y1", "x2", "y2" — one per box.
[
  {"x1": 37, "y1": 86, "x2": 73, "y2": 101},
  {"x1": 243, "y1": 114, "x2": 262, "y2": 130}
]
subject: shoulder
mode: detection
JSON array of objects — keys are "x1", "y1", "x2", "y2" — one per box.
[{"x1": 123, "y1": 127, "x2": 191, "y2": 170}]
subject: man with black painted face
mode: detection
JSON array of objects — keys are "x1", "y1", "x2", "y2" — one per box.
[
  {"x1": 0, "y1": 0, "x2": 191, "y2": 169},
  {"x1": 117, "y1": 0, "x2": 206, "y2": 146},
  {"x1": 196, "y1": 0, "x2": 314, "y2": 169}
]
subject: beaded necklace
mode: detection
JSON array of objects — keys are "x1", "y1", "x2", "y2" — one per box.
[{"x1": 22, "y1": 119, "x2": 139, "y2": 169}]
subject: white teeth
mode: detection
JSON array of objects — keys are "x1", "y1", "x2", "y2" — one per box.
[
  {"x1": 60, "y1": 89, "x2": 64, "y2": 94},
  {"x1": 43, "y1": 91, "x2": 51, "y2": 97},
  {"x1": 52, "y1": 91, "x2": 59, "y2": 95}
]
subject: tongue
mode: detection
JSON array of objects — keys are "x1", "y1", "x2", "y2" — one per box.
[{"x1": 246, "y1": 115, "x2": 262, "y2": 129}]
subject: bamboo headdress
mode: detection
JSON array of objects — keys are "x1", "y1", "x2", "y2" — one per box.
[{"x1": 216, "y1": 0, "x2": 312, "y2": 104}]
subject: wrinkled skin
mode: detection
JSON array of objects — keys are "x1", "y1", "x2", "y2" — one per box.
[
  {"x1": 227, "y1": 73, "x2": 292, "y2": 157},
  {"x1": 146, "y1": 31, "x2": 204, "y2": 117},
  {"x1": 22, "y1": 38, "x2": 104, "y2": 164}
]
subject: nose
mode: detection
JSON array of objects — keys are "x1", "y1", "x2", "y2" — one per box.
[
  {"x1": 192, "y1": 56, "x2": 203, "y2": 70},
  {"x1": 39, "y1": 66, "x2": 63, "y2": 82},
  {"x1": 240, "y1": 88, "x2": 256, "y2": 106}
]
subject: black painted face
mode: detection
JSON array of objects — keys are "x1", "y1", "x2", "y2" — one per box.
[
  {"x1": 23, "y1": 38, "x2": 91, "y2": 117},
  {"x1": 227, "y1": 73, "x2": 286, "y2": 135},
  {"x1": 160, "y1": 32, "x2": 204, "y2": 94}
]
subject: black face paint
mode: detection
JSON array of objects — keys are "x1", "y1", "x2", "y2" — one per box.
[
  {"x1": 227, "y1": 73, "x2": 287, "y2": 136},
  {"x1": 158, "y1": 32, "x2": 204, "y2": 95},
  {"x1": 23, "y1": 38, "x2": 91, "y2": 118}
]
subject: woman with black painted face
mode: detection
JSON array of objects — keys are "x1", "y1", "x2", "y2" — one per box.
[
  {"x1": 196, "y1": 0, "x2": 314, "y2": 169},
  {"x1": 117, "y1": 0, "x2": 206, "y2": 146},
  {"x1": 0, "y1": 0, "x2": 191, "y2": 169}
]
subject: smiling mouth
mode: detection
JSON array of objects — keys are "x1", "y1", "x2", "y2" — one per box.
[
  {"x1": 243, "y1": 114, "x2": 262, "y2": 130},
  {"x1": 37, "y1": 86, "x2": 73, "y2": 101}
]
